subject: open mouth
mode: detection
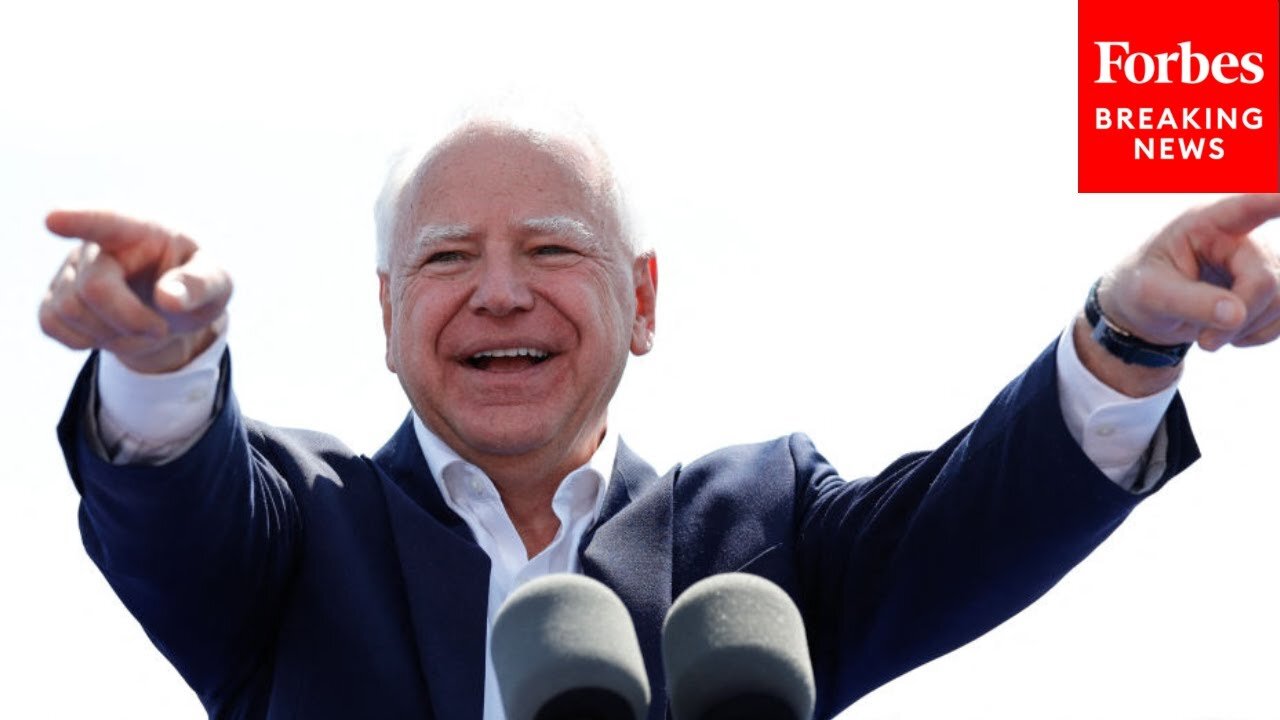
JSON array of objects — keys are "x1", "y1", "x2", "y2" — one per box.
[{"x1": 465, "y1": 347, "x2": 554, "y2": 372}]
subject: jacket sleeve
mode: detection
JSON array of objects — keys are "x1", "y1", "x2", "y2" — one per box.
[
  {"x1": 57, "y1": 351, "x2": 301, "y2": 712},
  {"x1": 792, "y1": 339, "x2": 1199, "y2": 718}
]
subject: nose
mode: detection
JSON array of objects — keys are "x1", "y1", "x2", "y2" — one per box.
[{"x1": 468, "y1": 255, "x2": 535, "y2": 316}]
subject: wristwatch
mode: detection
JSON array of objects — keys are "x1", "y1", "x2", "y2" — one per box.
[{"x1": 1085, "y1": 279, "x2": 1191, "y2": 367}]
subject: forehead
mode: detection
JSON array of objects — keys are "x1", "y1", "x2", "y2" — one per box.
[{"x1": 404, "y1": 128, "x2": 606, "y2": 225}]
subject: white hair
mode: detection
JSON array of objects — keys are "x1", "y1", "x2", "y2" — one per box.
[{"x1": 373, "y1": 103, "x2": 637, "y2": 272}]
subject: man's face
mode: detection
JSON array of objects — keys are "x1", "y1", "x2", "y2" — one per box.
[{"x1": 380, "y1": 128, "x2": 656, "y2": 475}]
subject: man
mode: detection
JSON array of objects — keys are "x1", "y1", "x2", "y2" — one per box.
[{"x1": 40, "y1": 117, "x2": 1280, "y2": 719}]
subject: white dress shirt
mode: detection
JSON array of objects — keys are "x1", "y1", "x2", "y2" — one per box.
[
  {"x1": 90, "y1": 319, "x2": 1179, "y2": 719},
  {"x1": 412, "y1": 414, "x2": 614, "y2": 720}
]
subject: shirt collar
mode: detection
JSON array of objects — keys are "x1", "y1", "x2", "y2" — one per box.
[{"x1": 410, "y1": 413, "x2": 617, "y2": 517}]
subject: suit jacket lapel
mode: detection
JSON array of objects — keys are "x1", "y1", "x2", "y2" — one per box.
[
  {"x1": 374, "y1": 415, "x2": 489, "y2": 720},
  {"x1": 581, "y1": 440, "x2": 675, "y2": 720},
  {"x1": 371, "y1": 425, "x2": 676, "y2": 720}
]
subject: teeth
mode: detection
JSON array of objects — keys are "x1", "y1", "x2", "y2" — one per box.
[{"x1": 471, "y1": 348, "x2": 550, "y2": 360}]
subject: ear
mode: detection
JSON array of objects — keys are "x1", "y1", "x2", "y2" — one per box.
[
  {"x1": 379, "y1": 272, "x2": 397, "y2": 373},
  {"x1": 629, "y1": 252, "x2": 658, "y2": 356}
]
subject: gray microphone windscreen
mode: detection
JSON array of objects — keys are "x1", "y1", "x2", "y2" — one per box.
[
  {"x1": 491, "y1": 574, "x2": 650, "y2": 720},
  {"x1": 662, "y1": 573, "x2": 815, "y2": 720}
]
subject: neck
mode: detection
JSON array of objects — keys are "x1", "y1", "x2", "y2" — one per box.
[
  {"x1": 466, "y1": 425, "x2": 608, "y2": 559},
  {"x1": 494, "y1": 481, "x2": 563, "y2": 558}
]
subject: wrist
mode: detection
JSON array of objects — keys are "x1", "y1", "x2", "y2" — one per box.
[
  {"x1": 1086, "y1": 278, "x2": 1191, "y2": 367},
  {"x1": 115, "y1": 314, "x2": 227, "y2": 374},
  {"x1": 1072, "y1": 314, "x2": 1181, "y2": 397}
]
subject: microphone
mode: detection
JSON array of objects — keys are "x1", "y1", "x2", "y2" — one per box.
[
  {"x1": 491, "y1": 574, "x2": 651, "y2": 720},
  {"x1": 662, "y1": 573, "x2": 815, "y2": 720}
]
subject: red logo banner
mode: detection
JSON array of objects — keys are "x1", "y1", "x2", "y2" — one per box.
[{"x1": 1078, "y1": 0, "x2": 1280, "y2": 192}]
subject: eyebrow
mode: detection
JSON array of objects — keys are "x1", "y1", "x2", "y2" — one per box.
[
  {"x1": 518, "y1": 215, "x2": 596, "y2": 245},
  {"x1": 405, "y1": 216, "x2": 600, "y2": 266},
  {"x1": 413, "y1": 223, "x2": 474, "y2": 250}
]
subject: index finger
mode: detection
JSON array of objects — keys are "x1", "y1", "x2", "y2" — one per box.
[
  {"x1": 45, "y1": 210, "x2": 174, "y2": 250},
  {"x1": 1200, "y1": 194, "x2": 1280, "y2": 236}
]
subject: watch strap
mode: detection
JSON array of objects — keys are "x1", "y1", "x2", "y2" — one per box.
[{"x1": 1085, "y1": 279, "x2": 1191, "y2": 367}]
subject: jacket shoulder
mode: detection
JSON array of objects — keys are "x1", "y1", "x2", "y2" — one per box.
[
  {"x1": 679, "y1": 432, "x2": 820, "y2": 478},
  {"x1": 242, "y1": 418, "x2": 378, "y2": 496},
  {"x1": 669, "y1": 434, "x2": 829, "y2": 590}
]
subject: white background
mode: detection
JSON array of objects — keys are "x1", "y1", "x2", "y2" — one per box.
[{"x1": 1, "y1": 1, "x2": 1276, "y2": 717}]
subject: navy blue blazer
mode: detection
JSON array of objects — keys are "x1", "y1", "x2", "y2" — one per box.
[{"x1": 58, "y1": 341, "x2": 1198, "y2": 720}]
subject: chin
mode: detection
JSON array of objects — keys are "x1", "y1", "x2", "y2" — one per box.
[{"x1": 456, "y1": 423, "x2": 557, "y2": 459}]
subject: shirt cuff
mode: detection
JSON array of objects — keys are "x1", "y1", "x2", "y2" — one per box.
[
  {"x1": 1055, "y1": 320, "x2": 1178, "y2": 492},
  {"x1": 96, "y1": 322, "x2": 228, "y2": 464}
]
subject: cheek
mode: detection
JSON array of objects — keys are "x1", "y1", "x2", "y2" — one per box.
[
  {"x1": 391, "y1": 286, "x2": 449, "y2": 363},
  {"x1": 577, "y1": 266, "x2": 635, "y2": 319},
  {"x1": 601, "y1": 275, "x2": 639, "y2": 338}
]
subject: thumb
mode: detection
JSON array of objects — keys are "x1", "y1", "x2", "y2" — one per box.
[
  {"x1": 1131, "y1": 270, "x2": 1246, "y2": 331},
  {"x1": 1169, "y1": 282, "x2": 1246, "y2": 330},
  {"x1": 154, "y1": 252, "x2": 233, "y2": 332},
  {"x1": 1190, "y1": 286, "x2": 1249, "y2": 351}
]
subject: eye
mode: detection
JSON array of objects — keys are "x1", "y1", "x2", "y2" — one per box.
[
  {"x1": 425, "y1": 250, "x2": 466, "y2": 264},
  {"x1": 533, "y1": 244, "x2": 575, "y2": 257},
  {"x1": 531, "y1": 244, "x2": 587, "y2": 266}
]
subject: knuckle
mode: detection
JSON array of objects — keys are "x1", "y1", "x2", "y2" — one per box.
[
  {"x1": 77, "y1": 242, "x2": 101, "y2": 267},
  {"x1": 1256, "y1": 269, "x2": 1278, "y2": 294},
  {"x1": 37, "y1": 304, "x2": 60, "y2": 336},
  {"x1": 1127, "y1": 271, "x2": 1159, "y2": 302},
  {"x1": 53, "y1": 292, "x2": 85, "y2": 322},
  {"x1": 77, "y1": 274, "x2": 111, "y2": 302},
  {"x1": 51, "y1": 259, "x2": 77, "y2": 289},
  {"x1": 77, "y1": 273, "x2": 117, "y2": 306}
]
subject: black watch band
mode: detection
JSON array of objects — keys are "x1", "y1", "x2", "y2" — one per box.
[{"x1": 1085, "y1": 279, "x2": 1191, "y2": 367}]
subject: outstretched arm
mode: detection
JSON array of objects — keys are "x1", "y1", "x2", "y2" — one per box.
[
  {"x1": 804, "y1": 196, "x2": 1280, "y2": 715},
  {"x1": 44, "y1": 211, "x2": 298, "y2": 712}
]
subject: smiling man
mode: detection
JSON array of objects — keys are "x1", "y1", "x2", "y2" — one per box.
[
  {"x1": 41, "y1": 114, "x2": 1280, "y2": 719},
  {"x1": 379, "y1": 125, "x2": 655, "y2": 558}
]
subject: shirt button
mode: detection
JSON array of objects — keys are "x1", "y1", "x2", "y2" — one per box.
[{"x1": 1095, "y1": 425, "x2": 1115, "y2": 437}]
